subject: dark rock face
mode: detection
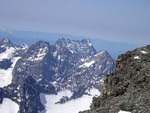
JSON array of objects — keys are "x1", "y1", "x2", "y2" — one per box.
[
  {"x1": 80, "y1": 45, "x2": 150, "y2": 113},
  {"x1": 12, "y1": 41, "x2": 56, "y2": 94},
  {"x1": 49, "y1": 39, "x2": 114, "y2": 101},
  {"x1": 57, "y1": 50, "x2": 114, "y2": 99},
  {"x1": 0, "y1": 59, "x2": 12, "y2": 69},
  {"x1": 53, "y1": 38, "x2": 97, "y2": 81},
  {"x1": 0, "y1": 88, "x2": 4, "y2": 104},
  {"x1": 19, "y1": 76, "x2": 44, "y2": 113}
]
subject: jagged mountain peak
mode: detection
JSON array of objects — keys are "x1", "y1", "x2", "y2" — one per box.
[
  {"x1": 55, "y1": 38, "x2": 93, "y2": 48},
  {"x1": 95, "y1": 50, "x2": 110, "y2": 57},
  {"x1": 81, "y1": 39, "x2": 93, "y2": 46},
  {"x1": 12, "y1": 39, "x2": 57, "y2": 94},
  {"x1": 25, "y1": 40, "x2": 51, "y2": 62},
  {"x1": 0, "y1": 38, "x2": 14, "y2": 53},
  {"x1": 56, "y1": 38, "x2": 93, "y2": 47},
  {"x1": 30, "y1": 40, "x2": 50, "y2": 49},
  {"x1": 19, "y1": 43, "x2": 28, "y2": 50},
  {"x1": 0, "y1": 38, "x2": 11, "y2": 44},
  {"x1": 55, "y1": 38, "x2": 96, "y2": 56},
  {"x1": 0, "y1": 38, "x2": 22, "y2": 74}
]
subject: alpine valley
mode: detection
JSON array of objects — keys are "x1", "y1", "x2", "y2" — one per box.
[{"x1": 0, "y1": 38, "x2": 114, "y2": 113}]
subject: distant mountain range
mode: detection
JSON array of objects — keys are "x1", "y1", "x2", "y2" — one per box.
[
  {"x1": 0, "y1": 30, "x2": 138, "y2": 58},
  {"x1": 0, "y1": 38, "x2": 114, "y2": 113}
]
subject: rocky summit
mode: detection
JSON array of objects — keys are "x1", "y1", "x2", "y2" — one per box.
[
  {"x1": 80, "y1": 45, "x2": 150, "y2": 113},
  {"x1": 0, "y1": 38, "x2": 114, "y2": 113}
]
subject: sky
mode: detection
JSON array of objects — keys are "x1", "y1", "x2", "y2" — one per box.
[{"x1": 0, "y1": 0, "x2": 150, "y2": 45}]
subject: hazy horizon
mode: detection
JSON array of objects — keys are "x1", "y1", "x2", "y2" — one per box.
[{"x1": 0, "y1": 0, "x2": 150, "y2": 46}]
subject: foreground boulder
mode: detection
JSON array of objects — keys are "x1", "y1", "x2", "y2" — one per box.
[{"x1": 80, "y1": 45, "x2": 150, "y2": 113}]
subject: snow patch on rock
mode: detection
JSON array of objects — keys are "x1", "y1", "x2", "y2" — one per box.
[
  {"x1": 140, "y1": 50, "x2": 148, "y2": 54},
  {"x1": 79, "y1": 60, "x2": 95, "y2": 68},
  {"x1": 134, "y1": 56, "x2": 140, "y2": 59},
  {"x1": 118, "y1": 110, "x2": 131, "y2": 113}
]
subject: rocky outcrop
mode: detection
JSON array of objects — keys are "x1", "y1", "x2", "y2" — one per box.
[{"x1": 80, "y1": 45, "x2": 150, "y2": 113}]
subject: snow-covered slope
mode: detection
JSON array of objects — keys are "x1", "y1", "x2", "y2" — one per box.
[
  {"x1": 40, "y1": 89, "x2": 100, "y2": 113},
  {"x1": 0, "y1": 57, "x2": 20, "y2": 87},
  {"x1": 0, "y1": 98, "x2": 19, "y2": 113}
]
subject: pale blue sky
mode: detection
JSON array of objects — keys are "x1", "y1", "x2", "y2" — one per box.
[{"x1": 0, "y1": 0, "x2": 150, "y2": 45}]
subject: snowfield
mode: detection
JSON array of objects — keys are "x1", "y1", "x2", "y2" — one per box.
[
  {"x1": 0, "y1": 98, "x2": 19, "y2": 113},
  {"x1": 39, "y1": 89, "x2": 100, "y2": 113},
  {"x1": 0, "y1": 57, "x2": 20, "y2": 87}
]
